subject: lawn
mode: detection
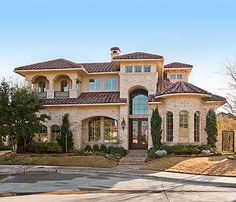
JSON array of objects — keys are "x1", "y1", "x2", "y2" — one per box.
[
  {"x1": 143, "y1": 155, "x2": 236, "y2": 177},
  {"x1": 0, "y1": 153, "x2": 118, "y2": 168}
]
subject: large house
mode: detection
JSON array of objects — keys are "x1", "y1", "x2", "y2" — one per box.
[{"x1": 14, "y1": 47, "x2": 226, "y2": 151}]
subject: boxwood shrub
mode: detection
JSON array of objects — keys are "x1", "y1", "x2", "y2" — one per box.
[{"x1": 27, "y1": 142, "x2": 63, "y2": 154}]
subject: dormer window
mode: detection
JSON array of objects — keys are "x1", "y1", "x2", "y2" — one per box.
[
  {"x1": 60, "y1": 80, "x2": 69, "y2": 92},
  {"x1": 89, "y1": 79, "x2": 101, "y2": 91},
  {"x1": 38, "y1": 80, "x2": 46, "y2": 93},
  {"x1": 134, "y1": 65, "x2": 142, "y2": 73}
]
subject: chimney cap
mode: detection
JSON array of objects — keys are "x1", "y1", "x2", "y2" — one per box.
[{"x1": 110, "y1": 47, "x2": 120, "y2": 51}]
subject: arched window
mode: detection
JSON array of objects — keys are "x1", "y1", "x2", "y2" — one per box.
[
  {"x1": 51, "y1": 125, "x2": 60, "y2": 142},
  {"x1": 38, "y1": 125, "x2": 48, "y2": 142},
  {"x1": 88, "y1": 118, "x2": 101, "y2": 142},
  {"x1": 166, "y1": 111, "x2": 173, "y2": 142},
  {"x1": 194, "y1": 111, "x2": 200, "y2": 142},
  {"x1": 38, "y1": 80, "x2": 46, "y2": 93},
  {"x1": 179, "y1": 110, "x2": 189, "y2": 141},
  {"x1": 60, "y1": 80, "x2": 69, "y2": 92},
  {"x1": 179, "y1": 111, "x2": 188, "y2": 128},
  {"x1": 104, "y1": 118, "x2": 118, "y2": 143},
  {"x1": 130, "y1": 89, "x2": 148, "y2": 115}
]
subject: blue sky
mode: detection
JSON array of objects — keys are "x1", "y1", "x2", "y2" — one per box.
[{"x1": 1, "y1": 0, "x2": 236, "y2": 97}]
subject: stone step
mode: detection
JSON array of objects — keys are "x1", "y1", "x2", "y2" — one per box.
[{"x1": 120, "y1": 157, "x2": 146, "y2": 162}]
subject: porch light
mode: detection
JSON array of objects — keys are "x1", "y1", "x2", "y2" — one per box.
[{"x1": 121, "y1": 118, "x2": 126, "y2": 130}]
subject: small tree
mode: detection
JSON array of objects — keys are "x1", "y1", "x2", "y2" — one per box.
[
  {"x1": 57, "y1": 113, "x2": 74, "y2": 153},
  {"x1": 205, "y1": 109, "x2": 218, "y2": 148},
  {"x1": 151, "y1": 108, "x2": 162, "y2": 148}
]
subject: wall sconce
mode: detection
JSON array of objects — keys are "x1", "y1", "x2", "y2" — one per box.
[{"x1": 121, "y1": 118, "x2": 126, "y2": 130}]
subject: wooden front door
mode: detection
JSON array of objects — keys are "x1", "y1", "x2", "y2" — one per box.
[
  {"x1": 222, "y1": 131, "x2": 234, "y2": 152},
  {"x1": 129, "y1": 118, "x2": 148, "y2": 149}
]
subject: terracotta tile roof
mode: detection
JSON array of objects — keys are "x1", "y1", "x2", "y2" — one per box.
[
  {"x1": 148, "y1": 94, "x2": 162, "y2": 103},
  {"x1": 15, "y1": 58, "x2": 118, "y2": 73},
  {"x1": 155, "y1": 81, "x2": 226, "y2": 102},
  {"x1": 113, "y1": 52, "x2": 163, "y2": 60},
  {"x1": 156, "y1": 79, "x2": 172, "y2": 94},
  {"x1": 204, "y1": 94, "x2": 226, "y2": 102},
  {"x1": 156, "y1": 81, "x2": 211, "y2": 96},
  {"x1": 15, "y1": 58, "x2": 82, "y2": 71},
  {"x1": 78, "y1": 62, "x2": 118, "y2": 73},
  {"x1": 43, "y1": 92, "x2": 127, "y2": 105},
  {"x1": 164, "y1": 62, "x2": 193, "y2": 68}
]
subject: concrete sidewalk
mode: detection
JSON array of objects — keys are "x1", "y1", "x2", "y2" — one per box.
[{"x1": 0, "y1": 164, "x2": 236, "y2": 185}]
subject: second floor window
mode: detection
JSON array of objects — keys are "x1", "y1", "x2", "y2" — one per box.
[
  {"x1": 177, "y1": 74, "x2": 183, "y2": 79},
  {"x1": 38, "y1": 80, "x2": 46, "y2": 93},
  {"x1": 125, "y1": 66, "x2": 132, "y2": 73},
  {"x1": 144, "y1": 65, "x2": 151, "y2": 72},
  {"x1": 60, "y1": 80, "x2": 69, "y2": 92},
  {"x1": 105, "y1": 78, "x2": 118, "y2": 91},
  {"x1": 89, "y1": 79, "x2": 101, "y2": 91},
  {"x1": 134, "y1": 65, "x2": 142, "y2": 73},
  {"x1": 170, "y1": 74, "x2": 176, "y2": 79}
]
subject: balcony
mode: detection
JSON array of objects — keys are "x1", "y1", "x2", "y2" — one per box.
[
  {"x1": 38, "y1": 92, "x2": 47, "y2": 99},
  {"x1": 54, "y1": 91, "x2": 69, "y2": 99}
]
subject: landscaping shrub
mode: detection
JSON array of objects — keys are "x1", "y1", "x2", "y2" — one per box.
[
  {"x1": 107, "y1": 145, "x2": 127, "y2": 158},
  {"x1": 27, "y1": 142, "x2": 62, "y2": 154},
  {"x1": 198, "y1": 144, "x2": 211, "y2": 151},
  {"x1": 0, "y1": 145, "x2": 11, "y2": 151},
  {"x1": 148, "y1": 147, "x2": 157, "y2": 159},
  {"x1": 84, "y1": 145, "x2": 92, "y2": 152},
  {"x1": 100, "y1": 144, "x2": 107, "y2": 153},
  {"x1": 93, "y1": 144, "x2": 100, "y2": 152}
]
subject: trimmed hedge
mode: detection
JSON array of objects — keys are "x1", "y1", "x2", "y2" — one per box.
[
  {"x1": 27, "y1": 142, "x2": 63, "y2": 154},
  {"x1": 83, "y1": 144, "x2": 128, "y2": 158},
  {"x1": 148, "y1": 144, "x2": 219, "y2": 159},
  {"x1": 0, "y1": 145, "x2": 11, "y2": 151}
]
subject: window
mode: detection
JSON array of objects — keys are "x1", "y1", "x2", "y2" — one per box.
[
  {"x1": 144, "y1": 65, "x2": 151, "y2": 72},
  {"x1": 88, "y1": 118, "x2": 101, "y2": 142},
  {"x1": 60, "y1": 80, "x2": 69, "y2": 92},
  {"x1": 38, "y1": 125, "x2": 48, "y2": 142},
  {"x1": 38, "y1": 80, "x2": 46, "y2": 93},
  {"x1": 89, "y1": 79, "x2": 101, "y2": 91},
  {"x1": 125, "y1": 66, "x2": 133, "y2": 73},
  {"x1": 105, "y1": 78, "x2": 118, "y2": 91},
  {"x1": 179, "y1": 111, "x2": 188, "y2": 128},
  {"x1": 134, "y1": 65, "x2": 142, "y2": 73},
  {"x1": 177, "y1": 74, "x2": 183, "y2": 79},
  {"x1": 51, "y1": 125, "x2": 60, "y2": 142},
  {"x1": 130, "y1": 89, "x2": 148, "y2": 115},
  {"x1": 194, "y1": 111, "x2": 200, "y2": 142},
  {"x1": 166, "y1": 112, "x2": 173, "y2": 142},
  {"x1": 170, "y1": 74, "x2": 176, "y2": 79},
  {"x1": 104, "y1": 118, "x2": 118, "y2": 143}
]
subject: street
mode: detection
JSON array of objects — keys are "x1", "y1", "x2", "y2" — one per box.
[{"x1": 0, "y1": 166, "x2": 236, "y2": 202}]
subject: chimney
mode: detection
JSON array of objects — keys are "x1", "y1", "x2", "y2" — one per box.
[{"x1": 110, "y1": 47, "x2": 121, "y2": 60}]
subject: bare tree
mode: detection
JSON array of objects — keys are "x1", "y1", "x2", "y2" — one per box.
[{"x1": 225, "y1": 62, "x2": 236, "y2": 116}]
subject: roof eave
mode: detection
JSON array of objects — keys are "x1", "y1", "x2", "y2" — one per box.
[
  {"x1": 164, "y1": 67, "x2": 193, "y2": 70},
  {"x1": 155, "y1": 93, "x2": 211, "y2": 98},
  {"x1": 43, "y1": 102, "x2": 127, "y2": 107},
  {"x1": 112, "y1": 58, "x2": 163, "y2": 62}
]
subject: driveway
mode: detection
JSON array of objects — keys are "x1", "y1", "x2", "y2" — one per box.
[{"x1": 0, "y1": 165, "x2": 236, "y2": 201}]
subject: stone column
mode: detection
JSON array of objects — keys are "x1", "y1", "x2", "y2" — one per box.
[
  {"x1": 74, "y1": 120, "x2": 83, "y2": 150},
  {"x1": 100, "y1": 117, "x2": 105, "y2": 143},
  {"x1": 48, "y1": 126, "x2": 52, "y2": 142},
  {"x1": 47, "y1": 79, "x2": 54, "y2": 99},
  {"x1": 189, "y1": 111, "x2": 195, "y2": 143},
  {"x1": 119, "y1": 105, "x2": 129, "y2": 149},
  {"x1": 173, "y1": 112, "x2": 179, "y2": 143},
  {"x1": 70, "y1": 79, "x2": 78, "y2": 98}
]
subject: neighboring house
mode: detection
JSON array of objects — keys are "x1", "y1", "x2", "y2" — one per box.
[
  {"x1": 217, "y1": 112, "x2": 236, "y2": 152},
  {"x1": 14, "y1": 47, "x2": 226, "y2": 151}
]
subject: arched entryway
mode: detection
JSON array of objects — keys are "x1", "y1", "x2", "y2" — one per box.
[{"x1": 129, "y1": 88, "x2": 148, "y2": 149}]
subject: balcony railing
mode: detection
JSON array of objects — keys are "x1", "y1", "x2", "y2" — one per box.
[
  {"x1": 54, "y1": 91, "x2": 69, "y2": 98},
  {"x1": 38, "y1": 92, "x2": 47, "y2": 99}
]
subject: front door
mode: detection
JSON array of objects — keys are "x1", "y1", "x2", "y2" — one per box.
[
  {"x1": 222, "y1": 131, "x2": 234, "y2": 152},
  {"x1": 129, "y1": 118, "x2": 148, "y2": 149}
]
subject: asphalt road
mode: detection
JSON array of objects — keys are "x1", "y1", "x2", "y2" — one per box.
[{"x1": 0, "y1": 170, "x2": 236, "y2": 202}]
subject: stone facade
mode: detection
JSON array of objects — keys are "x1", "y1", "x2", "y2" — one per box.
[{"x1": 14, "y1": 48, "x2": 226, "y2": 151}]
